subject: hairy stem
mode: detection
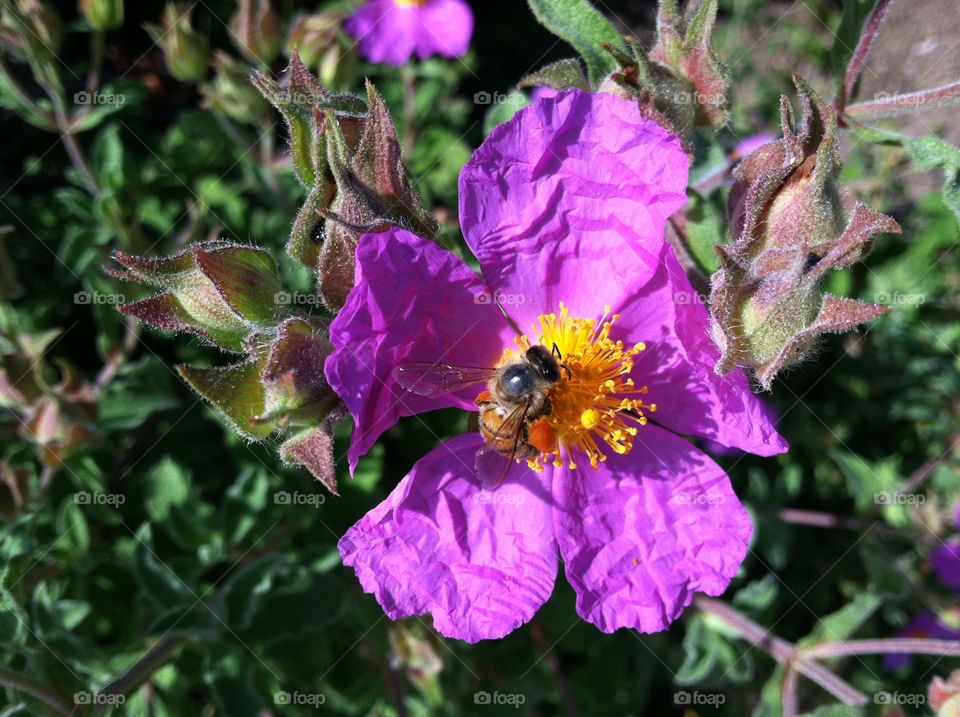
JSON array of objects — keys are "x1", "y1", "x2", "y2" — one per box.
[
  {"x1": 841, "y1": 0, "x2": 894, "y2": 111},
  {"x1": 802, "y1": 638, "x2": 960, "y2": 659},
  {"x1": 846, "y1": 79, "x2": 960, "y2": 120}
]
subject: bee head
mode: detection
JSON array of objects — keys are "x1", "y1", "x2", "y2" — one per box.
[{"x1": 523, "y1": 345, "x2": 561, "y2": 384}]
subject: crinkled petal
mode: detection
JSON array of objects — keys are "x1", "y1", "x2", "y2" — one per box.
[
  {"x1": 616, "y1": 242, "x2": 788, "y2": 456},
  {"x1": 325, "y1": 229, "x2": 512, "y2": 472},
  {"x1": 552, "y1": 425, "x2": 752, "y2": 633},
  {"x1": 459, "y1": 89, "x2": 689, "y2": 330},
  {"x1": 414, "y1": 0, "x2": 473, "y2": 59},
  {"x1": 339, "y1": 434, "x2": 558, "y2": 643}
]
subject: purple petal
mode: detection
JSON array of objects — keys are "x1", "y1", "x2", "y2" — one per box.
[
  {"x1": 345, "y1": 0, "x2": 472, "y2": 66},
  {"x1": 552, "y1": 425, "x2": 753, "y2": 633},
  {"x1": 339, "y1": 434, "x2": 558, "y2": 643},
  {"x1": 617, "y1": 242, "x2": 788, "y2": 457},
  {"x1": 325, "y1": 229, "x2": 512, "y2": 472},
  {"x1": 459, "y1": 89, "x2": 689, "y2": 331},
  {"x1": 883, "y1": 611, "x2": 960, "y2": 671},
  {"x1": 414, "y1": 0, "x2": 473, "y2": 60},
  {"x1": 933, "y1": 541, "x2": 960, "y2": 592}
]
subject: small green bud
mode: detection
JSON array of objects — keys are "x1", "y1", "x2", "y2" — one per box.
[
  {"x1": 286, "y1": 13, "x2": 340, "y2": 68},
  {"x1": 599, "y1": 0, "x2": 728, "y2": 139},
  {"x1": 228, "y1": 0, "x2": 280, "y2": 66},
  {"x1": 202, "y1": 51, "x2": 268, "y2": 123},
  {"x1": 710, "y1": 77, "x2": 900, "y2": 390},
  {"x1": 0, "y1": 0, "x2": 63, "y2": 65},
  {"x1": 79, "y1": 0, "x2": 123, "y2": 31},
  {"x1": 112, "y1": 241, "x2": 282, "y2": 352},
  {"x1": 145, "y1": 3, "x2": 210, "y2": 82}
]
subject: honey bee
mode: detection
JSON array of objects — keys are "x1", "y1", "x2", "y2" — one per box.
[{"x1": 394, "y1": 344, "x2": 564, "y2": 486}]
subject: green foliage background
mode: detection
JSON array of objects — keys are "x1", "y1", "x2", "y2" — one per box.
[{"x1": 0, "y1": 0, "x2": 958, "y2": 715}]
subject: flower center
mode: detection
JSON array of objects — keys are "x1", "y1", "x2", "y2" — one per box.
[
  {"x1": 394, "y1": 0, "x2": 429, "y2": 6},
  {"x1": 504, "y1": 303, "x2": 655, "y2": 471}
]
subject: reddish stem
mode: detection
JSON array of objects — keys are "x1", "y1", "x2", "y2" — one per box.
[
  {"x1": 846, "y1": 79, "x2": 960, "y2": 119},
  {"x1": 802, "y1": 638, "x2": 960, "y2": 659},
  {"x1": 841, "y1": 0, "x2": 894, "y2": 110}
]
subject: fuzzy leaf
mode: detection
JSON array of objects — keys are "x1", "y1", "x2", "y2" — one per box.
[
  {"x1": 177, "y1": 355, "x2": 274, "y2": 441},
  {"x1": 517, "y1": 58, "x2": 589, "y2": 91},
  {"x1": 526, "y1": 0, "x2": 623, "y2": 87}
]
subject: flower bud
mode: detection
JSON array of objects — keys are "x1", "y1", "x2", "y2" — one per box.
[
  {"x1": 709, "y1": 77, "x2": 900, "y2": 390},
  {"x1": 145, "y1": 3, "x2": 210, "y2": 82},
  {"x1": 79, "y1": 0, "x2": 123, "y2": 31},
  {"x1": 111, "y1": 241, "x2": 282, "y2": 352},
  {"x1": 287, "y1": 12, "x2": 340, "y2": 68},
  {"x1": 931, "y1": 670, "x2": 960, "y2": 717},
  {"x1": 599, "y1": 0, "x2": 728, "y2": 139},
  {"x1": 0, "y1": 0, "x2": 63, "y2": 66},
  {"x1": 228, "y1": 0, "x2": 280, "y2": 66},
  {"x1": 202, "y1": 51, "x2": 268, "y2": 123},
  {"x1": 21, "y1": 360, "x2": 99, "y2": 467}
]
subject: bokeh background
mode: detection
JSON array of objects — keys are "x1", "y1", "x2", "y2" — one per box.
[{"x1": 1, "y1": 0, "x2": 959, "y2": 715}]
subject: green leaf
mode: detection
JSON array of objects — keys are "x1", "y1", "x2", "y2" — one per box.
[
  {"x1": 517, "y1": 58, "x2": 590, "y2": 91},
  {"x1": 133, "y1": 525, "x2": 195, "y2": 610},
  {"x1": 203, "y1": 648, "x2": 265, "y2": 717},
  {"x1": 525, "y1": 0, "x2": 623, "y2": 86},
  {"x1": 797, "y1": 593, "x2": 881, "y2": 647},
  {"x1": 145, "y1": 457, "x2": 191, "y2": 522},
  {"x1": 54, "y1": 497, "x2": 90, "y2": 555},
  {"x1": 855, "y1": 127, "x2": 960, "y2": 226},
  {"x1": 482, "y1": 91, "x2": 530, "y2": 136},
  {"x1": 676, "y1": 613, "x2": 754, "y2": 685},
  {"x1": 177, "y1": 354, "x2": 274, "y2": 441},
  {"x1": 90, "y1": 123, "x2": 125, "y2": 192}
]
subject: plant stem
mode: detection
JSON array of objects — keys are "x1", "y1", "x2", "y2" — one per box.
[
  {"x1": 48, "y1": 94, "x2": 100, "y2": 196},
  {"x1": 401, "y1": 63, "x2": 417, "y2": 159},
  {"x1": 695, "y1": 596, "x2": 868, "y2": 705},
  {"x1": 802, "y1": 638, "x2": 960, "y2": 659},
  {"x1": 91, "y1": 635, "x2": 186, "y2": 717},
  {"x1": 86, "y1": 29, "x2": 105, "y2": 93},
  {"x1": 0, "y1": 667, "x2": 73, "y2": 717},
  {"x1": 840, "y1": 0, "x2": 894, "y2": 112}
]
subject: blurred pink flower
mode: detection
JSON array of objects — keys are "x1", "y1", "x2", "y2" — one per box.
[{"x1": 344, "y1": 0, "x2": 473, "y2": 66}]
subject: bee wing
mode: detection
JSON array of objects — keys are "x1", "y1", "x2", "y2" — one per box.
[
  {"x1": 393, "y1": 362, "x2": 495, "y2": 397},
  {"x1": 475, "y1": 403, "x2": 529, "y2": 489}
]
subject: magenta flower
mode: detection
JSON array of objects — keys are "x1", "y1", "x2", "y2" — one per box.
[
  {"x1": 933, "y1": 541, "x2": 960, "y2": 592},
  {"x1": 325, "y1": 90, "x2": 787, "y2": 642},
  {"x1": 883, "y1": 611, "x2": 960, "y2": 671},
  {"x1": 344, "y1": 0, "x2": 473, "y2": 66}
]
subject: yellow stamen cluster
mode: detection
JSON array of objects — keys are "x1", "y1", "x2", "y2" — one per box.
[{"x1": 506, "y1": 303, "x2": 656, "y2": 471}]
